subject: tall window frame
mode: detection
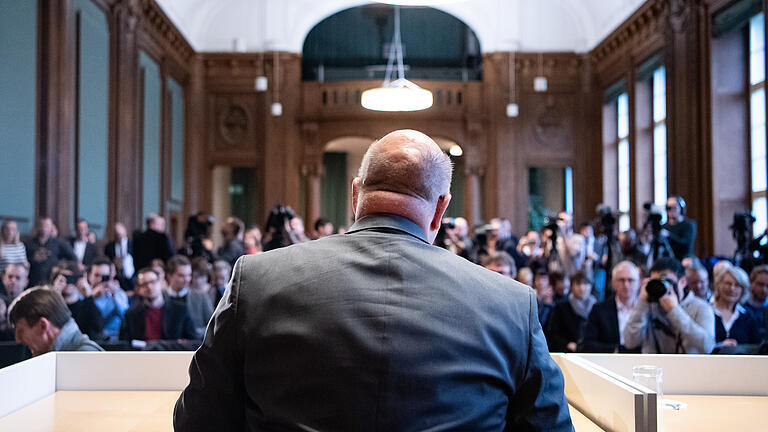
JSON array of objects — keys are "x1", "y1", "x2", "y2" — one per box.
[
  {"x1": 617, "y1": 92, "x2": 631, "y2": 232},
  {"x1": 750, "y1": 13, "x2": 768, "y2": 236},
  {"x1": 652, "y1": 66, "x2": 668, "y2": 215}
]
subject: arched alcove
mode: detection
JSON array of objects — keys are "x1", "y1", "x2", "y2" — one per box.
[{"x1": 302, "y1": 4, "x2": 482, "y2": 82}]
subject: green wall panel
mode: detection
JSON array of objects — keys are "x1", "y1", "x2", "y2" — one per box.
[
  {"x1": 0, "y1": 0, "x2": 37, "y2": 234},
  {"x1": 75, "y1": 0, "x2": 109, "y2": 237},
  {"x1": 168, "y1": 77, "x2": 184, "y2": 203},
  {"x1": 140, "y1": 51, "x2": 162, "y2": 220},
  {"x1": 321, "y1": 152, "x2": 348, "y2": 231}
]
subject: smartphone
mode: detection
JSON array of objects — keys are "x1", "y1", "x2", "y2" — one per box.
[{"x1": 101, "y1": 275, "x2": 111, "y2": 283}]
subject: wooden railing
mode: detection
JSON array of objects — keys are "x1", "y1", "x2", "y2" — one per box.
[{"x1": 300, "y1": 80, "x2": 484, "y2": 118}]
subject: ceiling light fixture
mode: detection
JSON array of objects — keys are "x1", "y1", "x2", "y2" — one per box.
[{"x1": 361, "y1": 6, "x2": 433, "y2": 112}]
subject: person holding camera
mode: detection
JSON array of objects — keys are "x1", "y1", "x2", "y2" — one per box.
[
  {"x1": 85, "y1": 257, "x2": 129, "y2": 342},
  {"x1": 660, "y1": 197, "x2": 697, "y2": 261},
  {"x1": 50, "y1": 261, "x2": 104, "y2": 341},
  {"x1": 624, "y1": 257, "x2": 714, "y2": 354}
]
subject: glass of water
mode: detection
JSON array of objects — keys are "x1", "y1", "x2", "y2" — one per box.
[{"x1": 632, "y1": 365, "x2": 663, "y2": 400}]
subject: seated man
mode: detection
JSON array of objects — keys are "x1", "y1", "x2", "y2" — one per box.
[
  {"x1": 548, "y1": 271, "x2": 595, "y2": 352},
  {"x1": 165, "y1": 255, "x2": 213, "y2": 339},
  {"x1": 624, "y1": 257, "x2": 715, "y2": 354},
  {"x1": 581, "y1": 261, "x2": 642, "y2": 353},
  {"x1": 121, "y1": 267, "x2": 196, "y2": 342},
  {"x1": 8, "y1": 287, "x2": 103, "y2": 355},
  {"x1": 744, "y1": 265, "x2": 768, "y2": 342},
  {"x1": 50, "y1": 262, "x2": 104, "y2": 341},
  {"x1": 2, "y1": 263, "x2": 29, "y2": 304},
  {"x1": 86, "y1": 258, "x2": 129, "y2": 341}
]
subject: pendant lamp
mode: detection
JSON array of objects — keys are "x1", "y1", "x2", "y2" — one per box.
[{"x1": 361, "y1": 6, "x2": 433, "y2": 112}]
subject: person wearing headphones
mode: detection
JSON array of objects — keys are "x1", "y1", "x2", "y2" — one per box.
[{"x1": 661, "y1": 196, "x2": 697, "y2": 260}]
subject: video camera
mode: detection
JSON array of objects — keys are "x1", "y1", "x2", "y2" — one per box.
[{"x1": 642, "y1": 202, "x2": 665, "y2": 234}]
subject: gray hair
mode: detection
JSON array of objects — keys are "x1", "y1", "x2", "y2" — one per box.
[
  {"x1": 714, "y1": 262, "x2": 749, "y2": 303},
  {"x1": 357, "y1": 130, "x2": 452, "y2": 203},
  {"x1": 612, "y1": 260, "x2": 639, "y2": 280}
]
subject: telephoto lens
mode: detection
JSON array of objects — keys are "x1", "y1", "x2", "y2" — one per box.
[{"x1": 646, "y1": 278, "x2": 672, "y2": 303}]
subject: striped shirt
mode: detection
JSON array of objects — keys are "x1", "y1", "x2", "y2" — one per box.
[{"x1": 0, "y1": 242, "x2": 28, "y2": 269}]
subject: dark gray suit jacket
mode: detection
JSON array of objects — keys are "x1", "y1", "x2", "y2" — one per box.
[{"x1": 174, "y1": 214, "x2": 572, "y2": 431}]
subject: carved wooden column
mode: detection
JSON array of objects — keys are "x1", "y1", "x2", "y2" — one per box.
[
  {"x1": 300, "y1": 122, "x2": 323, "y2": 226},
  {"x1": 665, "y1": 0, "x2": 713, "y2": 256},
  {"x1": 109, "y1": 0, "x2": 141, "y2": 235},
  {"x1": 464, "y1": 119, "x2": 486, "y2": 226},
  {"x1": 38, "y1": 0, "x2": 76, "y2": 235},
  {"x1": 465, "y1": 164, "x2": 485, "y2": 227}
]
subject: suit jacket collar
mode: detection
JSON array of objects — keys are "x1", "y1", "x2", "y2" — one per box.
[{"x1": 346, "y1": 213, "x2": 429, "y2": 244}]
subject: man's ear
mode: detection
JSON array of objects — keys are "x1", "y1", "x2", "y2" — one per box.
[
  {"x1": 36, "y1": 317, "x2": 51, "y2": 333},
  {"x1": 351, "y1": 178, "x2": 361, "y2": 218},
  {"x1": 430, "y1": 194, "x2": 452, "y2": 232}
]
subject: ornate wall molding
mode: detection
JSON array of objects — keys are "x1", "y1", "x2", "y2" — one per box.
[
  {"x1": 138, "y1": 0, "x2": 194, "y2": 66},
  {"x1": 589, "y1": 0, "x2": 668, "y2": 65}
]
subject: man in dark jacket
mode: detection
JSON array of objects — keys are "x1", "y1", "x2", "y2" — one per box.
[
  {"x1": 121, "y1": 267, "x2": 196, "y2": 342},
  {"x1": 25, "y1": 217, "x2": 77, "y2": 286},
  {"x1": 132, "y1": 214, "x2": 174, "y2": 271},
  {"x1": 174, "y1": 130, "x2": 573, "y2": 431}
]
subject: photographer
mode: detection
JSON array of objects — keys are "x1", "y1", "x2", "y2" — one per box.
[
  {"x1": 547, "y1": 212, "x2": 586, "y2": 277},
  {"x1": 624, "y1": 257, "x2": 715, "y2": 354},
  {"x1": 660, "y1": 197, "x2": 697, "y2": 261}
]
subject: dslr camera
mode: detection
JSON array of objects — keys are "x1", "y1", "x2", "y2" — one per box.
[{"x1": 645, "y1": 277, "x2": 674, "y2": 303}]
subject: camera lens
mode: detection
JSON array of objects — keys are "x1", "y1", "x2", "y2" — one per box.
[{"x1": 646, "y1": 279, "x2": 670, "y2": 303}]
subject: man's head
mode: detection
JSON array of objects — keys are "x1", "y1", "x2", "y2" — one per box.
[
  {"x1": 454, "y1": 217, "x2": 469, "y2": 237},
  {"x1": 114, "y1": 222, "x2": 127, "y2": 240},
  {"x1": 549, "y1": 271, "x2": 570, "y2": 297},
  {"x1": 3, "y1": 263, "x2": 29, "y2": 300},
  {"x1": 290, "y1": 217, "x2": 305, "y2": 236},
  {"x1": 611, "y1": 261, "x2": 640, "y2": 304},
  {"x1": 749, "y1": 265, "x2": 768, "y2": 305},
  {"x1": 353, "y1": 130, "x2": 453, "y2": 244},
  {"x1": 86, "y1": 257, "x2": 113, "y2": 288},
  {"x1": 167, "y1": 255, "x2": 192, "y2": 293},
  {"x1": 579, "y1": 222, "x2": 594, "y2": 239},
  {"x1": 37, "y1": 217, "x2": 54, "y2": 239},
  {"x1": 314, "y1": 218, "x2": 334, "y2": 237},
  {"x1": 8, "y1": 287, "x2": 72, "y2": 356},
  {"x1": 666, "y1": 197, "x2": 685, "y2": 223},
  {"x1": 649, "y1": 257, "x2": 683, "y2": 284},
  {"x1": 75, "y1": 219, "x2": 89, "y2": 239},
  {"x1": 480, "y1": 252, "x2": 516, "y2": 278},
  {"x1": 136, "y1": 268, "x2": 163, "y2": 300},
  {"x1": 685, "y1": 262, "x2": 709, "y2": 300},
  {"x1": 570, "y1": 271, "x2": 592, "y2": 300},
  {"x1": 149, "y1": 215, "x2": 166, "y2": 232},
  {"x1": 212, "y1": 260, "x2": 232, "y2": 288},
  {"x1": 222, "y1": 217, "x2": 244, "y2": 241},
  {"x1": 533, "y1": 270, "x2": 553, "y2": 302}
]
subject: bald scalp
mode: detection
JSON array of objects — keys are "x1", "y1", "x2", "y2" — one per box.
[{"x1": 357, "y1": 130, "x2": 452, "y2": 202}]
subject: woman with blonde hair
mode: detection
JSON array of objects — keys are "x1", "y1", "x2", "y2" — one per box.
[
  {"x1": 712, "y1": 262, "x2": 761, "y2": 347},
  {"x1": 0, "y1": 220, "x2": 28, "y2": 271}
]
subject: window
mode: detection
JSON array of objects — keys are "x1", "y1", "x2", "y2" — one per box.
[
  {"x1": 617, "y1": 92, "x2": 631, "y2": 232},
  {"x1": 652, "y1": 66, "x2": 667, "y2": 214},
  {"x1": 751, "y1": 13, "x2": 767, "y2": 236}
]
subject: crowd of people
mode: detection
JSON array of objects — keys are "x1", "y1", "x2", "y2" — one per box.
[
  {"x1": 0, "y1": 209, "x2": 335, "y2": 353},
  {"x1": 1, "y1": 194, "x2": 767, "y2": 357}
]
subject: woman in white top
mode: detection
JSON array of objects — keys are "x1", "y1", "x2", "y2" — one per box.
[
  {"x1": 712, "y1": 262, "x2": 761, "y2": 346},
  {"x1": 0, "y1": 220, "x2": 28, "y2": 270}
]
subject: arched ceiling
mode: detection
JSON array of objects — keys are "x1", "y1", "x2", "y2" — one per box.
[{"x1": 155, "y1": 0, "x2": 647, "y2": 53}]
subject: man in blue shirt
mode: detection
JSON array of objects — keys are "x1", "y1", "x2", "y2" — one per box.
[{"x1": 87, "y1": 257, "x2": 129, "y2": 341}]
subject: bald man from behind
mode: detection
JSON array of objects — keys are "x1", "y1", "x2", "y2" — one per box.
[{"x1": 174, "y1": 130, "x2": 573, "y2": 431}]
